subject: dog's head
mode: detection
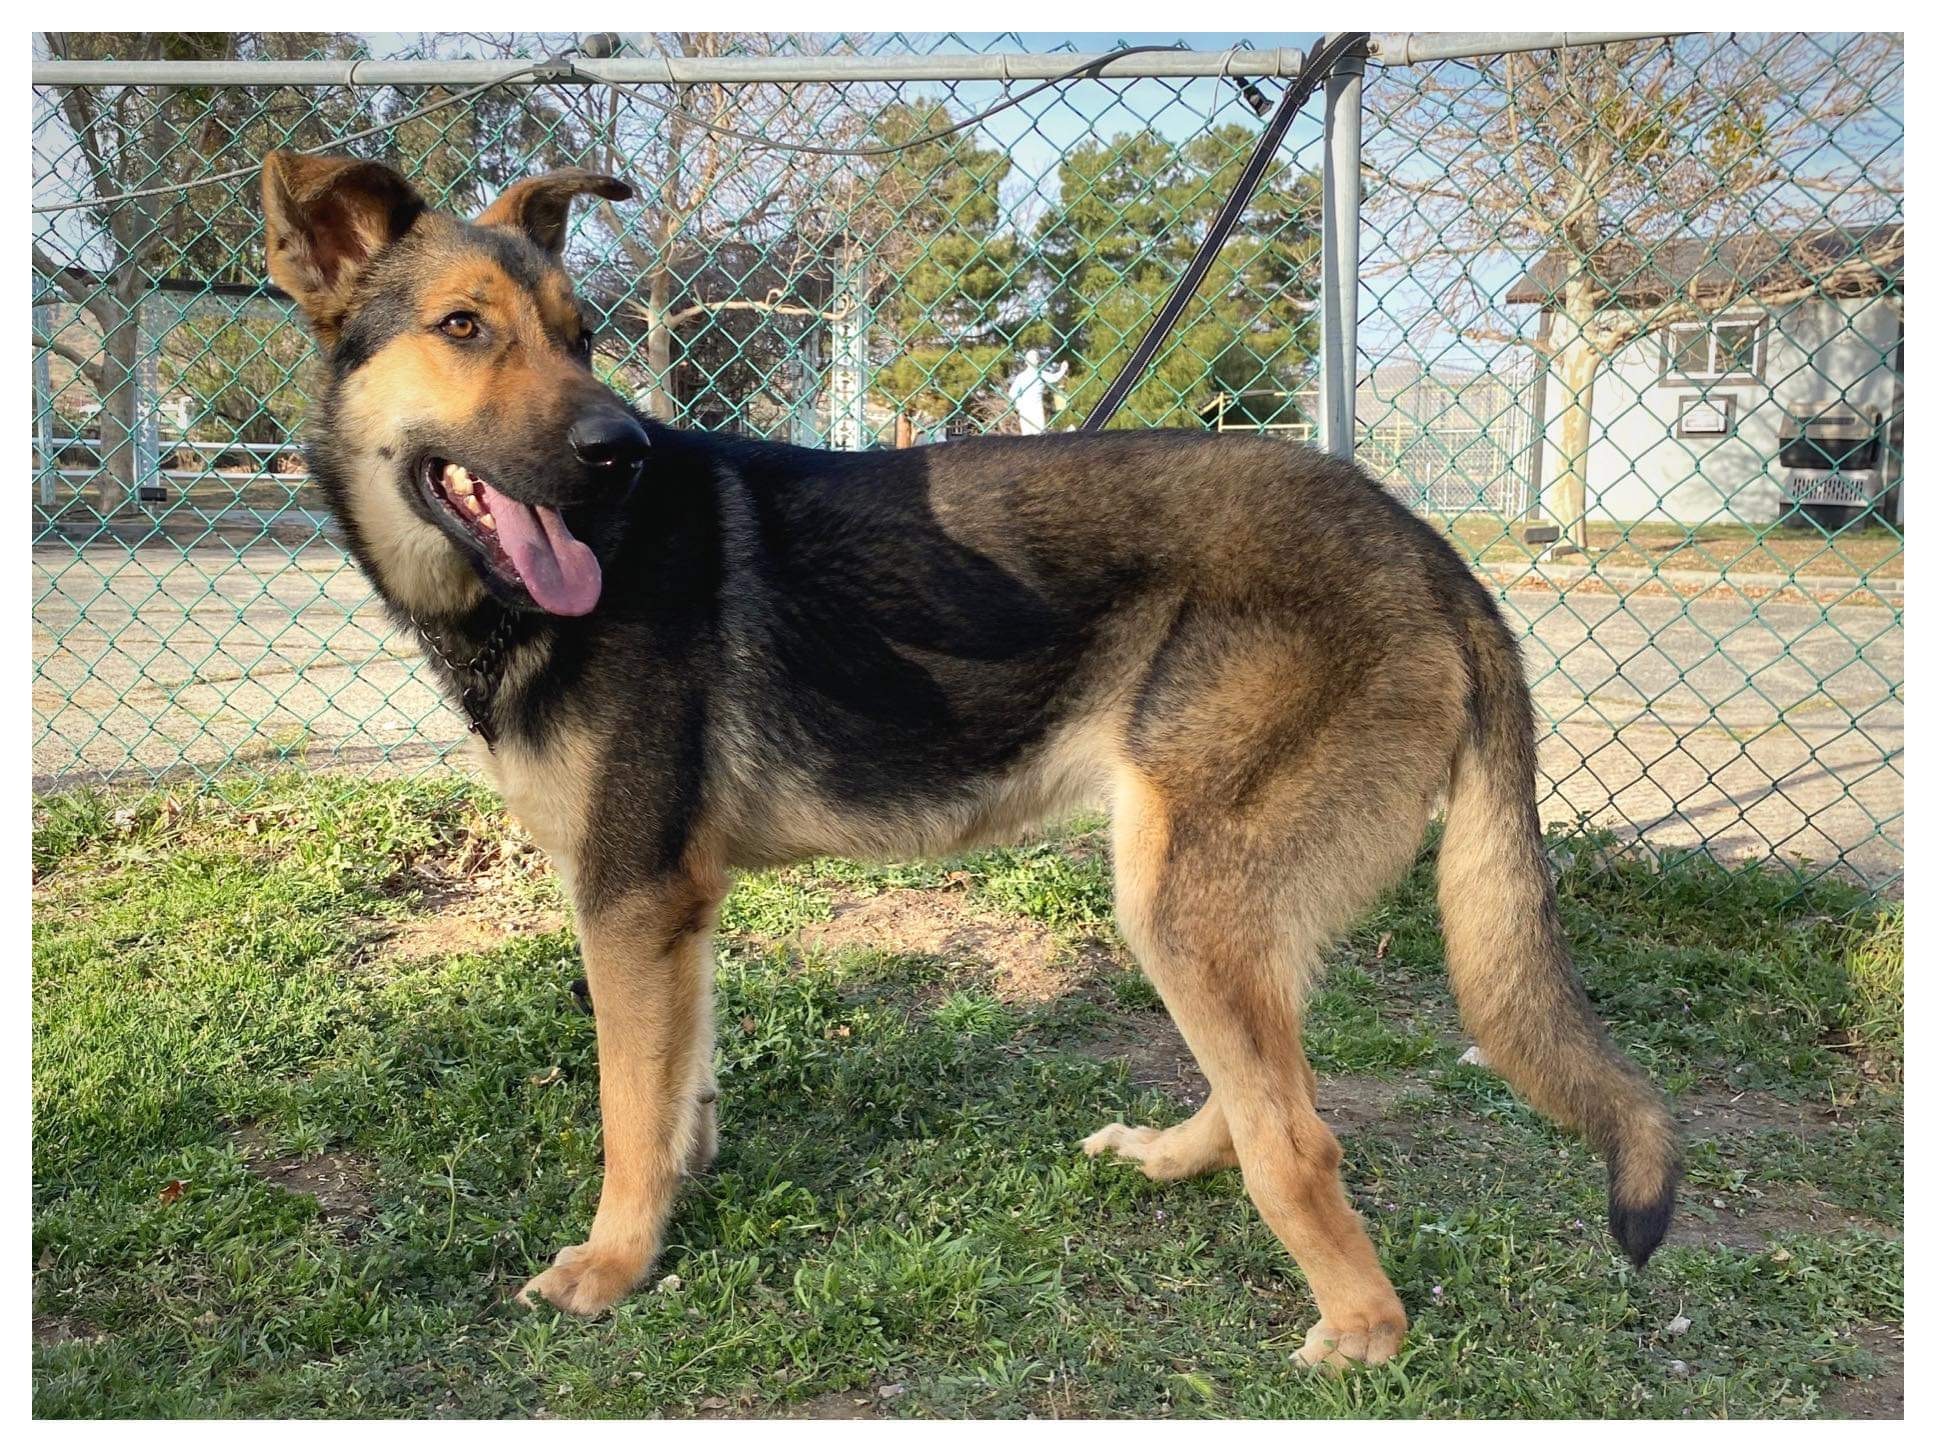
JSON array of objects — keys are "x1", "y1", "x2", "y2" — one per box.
[{"x1": 263, "y1": 151, "x2": 643, "y2": 620}]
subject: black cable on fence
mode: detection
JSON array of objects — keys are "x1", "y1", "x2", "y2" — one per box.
[{"x1": 1078, "y1": 31, "x2": 1370, "y2": 432}]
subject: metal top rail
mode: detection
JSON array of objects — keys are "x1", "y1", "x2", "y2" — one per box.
[{"x1": 32, "y1": 34, "x2": 1684, "y2": 87}]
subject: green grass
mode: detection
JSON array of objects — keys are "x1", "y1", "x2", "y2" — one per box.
[
  {"x1": 33, "y1": 775, "x2": 1902, "y2": 1418},
  {"x1": 1841, "y1": 907, "x2": 1904, "y2": 1069}
]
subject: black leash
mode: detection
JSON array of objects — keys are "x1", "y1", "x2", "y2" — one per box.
[{"x1": 1079, "y1": 32, "x2": 1370, "y2": 433}]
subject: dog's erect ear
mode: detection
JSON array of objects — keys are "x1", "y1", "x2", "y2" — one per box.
[
  {"x1": 262, "y1": 151, "x2": 425, "y2": 338},
  {"x1": 475, "y1": 170, "x2": 633, "y2": 256}
]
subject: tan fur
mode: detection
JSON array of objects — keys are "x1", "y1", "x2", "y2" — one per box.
[
  {"x1": 1082, "y1": 1093, "x2": 1237, "y2": 1180},
  {"x1": 472, "y1": 713, "x2": 599, "y2": 900},
  {"x1": 1092, "y1": 729, "x2": 1438, "y2": 1369},
  {"x1": 331, "y1": 337, "x2": 485, "y2": 619},
  {"x1": 713, "y1": 707, "x2": 1126, "y2": 870},
  {"x1": 1436, "y1": 623, "x2": 1682, "y2": 1220},
  {"x1": 262, "y1": 151, "x2": 425, "y2": 342},
  {"x1": 517, "y1": 868, "x2": 724, "y2": 1315},
  {"x1": 474, "y1": 169, "x2": 632, "y2": 257},
  {"x1": 321, "y1": 248, "x2": 591, "y2": 618}
]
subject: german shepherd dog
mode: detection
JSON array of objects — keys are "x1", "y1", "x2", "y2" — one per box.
[{"x1": 263, "y1": 152, "x2": 1679, "y2": 1368}]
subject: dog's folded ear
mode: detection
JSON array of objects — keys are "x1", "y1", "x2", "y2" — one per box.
[
  {"x1": 262, "y1": 151, "x2": 425, "y2": 340},
  {"x1": 476, "y1": 170, "x2": 633, "y2": 256}
]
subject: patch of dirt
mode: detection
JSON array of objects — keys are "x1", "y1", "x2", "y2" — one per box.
[
  {"x1": 691, "y1": 1387, "x2": 889, "y2": 1420},
  {"x1": 799, "y1": 886, "x2": 1109, "y2": 1003},
  {"x1": 374, "y1": 898, "x2": 568, "y2": 961},
  {"x1": 1676, "y1": 1087, "x2": 1855, "y2": 1138},
  {"x1": 33, "y1": 1312, "x2": 103, "y2": 1346},
  {"x1": 1320, "y1": 1076, "x2": 1425, "y2": 1133},
  {"x1": 366, "y1": 818, "x2": 568, "y2": 960},
  {"x1": 1822, "y1": 1324, "x2": 1905, "y2": 1419},
  {"x1": 231, "y1": 1124, "x2": 376, "y2": 1229},
  {"x1": 1073, "y1": 1009, "x2": 1207, "y2": 1101},
  {"x1": 1666, "y1": 1185, "x2": 1899, "y2": 1252},
  {"x1": 780, "y1": 1389, "x2": 887, "y2": 1419}
]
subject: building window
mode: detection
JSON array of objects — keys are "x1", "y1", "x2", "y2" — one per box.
[{"x1": 1661, "y1": 316, "x2": 1765, "y2": 381}]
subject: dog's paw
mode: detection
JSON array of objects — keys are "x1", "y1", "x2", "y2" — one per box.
[
  {"x1": 1080, "y1": 1121, "x2": 1155, "y2": 1160},
  {"x1": 1293, "y1": 1314, "x2": 1406, "y2": 1371},
  {"x1": 516, "y1": 1242, "x2": 645, "y2": 1318},
  {"x1": 1081, "y1": 1120, "x2": 1235, "y2": 1181}
]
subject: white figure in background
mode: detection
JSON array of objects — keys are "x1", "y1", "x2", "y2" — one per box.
[{"x1": 1006, "y1": 349, "x2": 1068, "y2": 436}]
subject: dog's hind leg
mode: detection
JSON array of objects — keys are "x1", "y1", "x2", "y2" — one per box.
[
  {"x1": 518, "y1": 869, "x2": 724, "y2": 1317},
  {"x1": 1093, "y1": 761, "x2": 1440, "y2": 1369}
]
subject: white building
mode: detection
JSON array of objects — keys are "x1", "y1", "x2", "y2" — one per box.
[{"x1": 1507, "y1": 225, "x2": 1904, "y2": 526}]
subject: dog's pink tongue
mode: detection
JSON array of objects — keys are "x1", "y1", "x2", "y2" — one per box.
[{"x1": 476, "y1": 481, "x2": 602, "y2": 617}]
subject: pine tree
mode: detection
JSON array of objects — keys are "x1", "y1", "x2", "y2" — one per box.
[
  {"x1": 867, "y1": 102, "x2": 1021, "y2": 426},
  {"x1": 1032, "y1": 124, "x2": 1320, "y2": 430}
]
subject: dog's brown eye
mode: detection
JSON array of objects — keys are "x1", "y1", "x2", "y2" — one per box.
[{"x1": 439, "y1": 312, "x2": 480, "y2": 340}]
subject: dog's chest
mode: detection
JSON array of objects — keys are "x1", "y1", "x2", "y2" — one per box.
[{"x1": 472, "y1": 732, "x2": 596, "y2": 899}]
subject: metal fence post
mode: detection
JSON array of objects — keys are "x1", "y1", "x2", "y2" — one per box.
[
  {"x1": 827, "y1": 232, "x2": 871, "y2": 451},
  {"x1": 1319, "y1": 45, "x2": 1365, "y2": 461},
  {"x1": 34, "y1": 295, "x2": 56, "y2": 509},
  {"x1": 134, "y1": 303, "x2": 162, "y2": 508}
]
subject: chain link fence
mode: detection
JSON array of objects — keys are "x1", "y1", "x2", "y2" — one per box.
[{"x1": 31, "y1": 32, "x2": 1903, "y2": 891}]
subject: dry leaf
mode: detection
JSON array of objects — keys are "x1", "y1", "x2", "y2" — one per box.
[{"x1": 158, "y1": 1179, "x2": 187, "y2": 1206}]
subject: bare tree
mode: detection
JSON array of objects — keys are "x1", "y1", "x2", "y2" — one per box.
[
  {"x1": 34, "y1": 30, "x2": 358, "y2": 514},
  {"x1": 35, "y1": 33, "x2": 243, "y2": 516},
  {"x1": 1365, "y1": 33, "x2": 1903, "y2": 552},
  {"x1": 556, "y1": 33, "x2": 877, "y2": 420}
]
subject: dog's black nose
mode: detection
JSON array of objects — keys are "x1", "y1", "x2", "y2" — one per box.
[{"x1": 569, "y1": 413, "x2": 648, "y2": 470}]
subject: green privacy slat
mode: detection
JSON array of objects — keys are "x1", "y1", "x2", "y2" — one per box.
[{"x1": 31, "y1": 32, "x2": 1902, "y2": 896}]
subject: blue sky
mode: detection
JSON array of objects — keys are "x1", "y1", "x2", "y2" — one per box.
[
  {"x1": 353, "y1": 32, "x2": 1327, "y2": 202},
  {"x1": 909, "y1": 34, "x2": 1326, "y2": 229}
]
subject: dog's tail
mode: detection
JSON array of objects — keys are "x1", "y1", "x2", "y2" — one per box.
[{"x1": 1436, "y1": 594, "x2": 1680, "y2": 1266}]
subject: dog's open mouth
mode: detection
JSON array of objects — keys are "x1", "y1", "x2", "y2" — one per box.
[{"x1": 422, "y1": 459, "x2": 602, "y2": 617}]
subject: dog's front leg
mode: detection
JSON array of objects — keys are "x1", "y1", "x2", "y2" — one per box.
[{"x1": 519, "y1": 871, "x2": 722, "y2": 1317}]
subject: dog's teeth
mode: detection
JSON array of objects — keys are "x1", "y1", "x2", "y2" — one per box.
[
  {"x1": 464, "y1": 494, "x2": 485, "y2": 515},
  {"x1": 478, "y1": 513, "x2": 495, "y2": 531}
]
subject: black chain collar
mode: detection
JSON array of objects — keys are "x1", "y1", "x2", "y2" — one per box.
[{"x1": 413, "y1": 607, "x2": 517, "y2": 749}]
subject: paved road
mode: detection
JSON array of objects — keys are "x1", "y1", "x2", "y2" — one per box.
[{"x1": 32, "y1": 542, "x2": 1903, "y2": 885}]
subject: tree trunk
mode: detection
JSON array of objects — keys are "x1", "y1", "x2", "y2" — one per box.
[
  {"x1": 646, "y1": 267, "x2": 674, "y2": 421},
  {"x1": 1543, "y1": 302, "x2": 1602, "y2": 558},
  {"x1": 92, "y1": 295, "x2": 142, "y2": 520}
]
